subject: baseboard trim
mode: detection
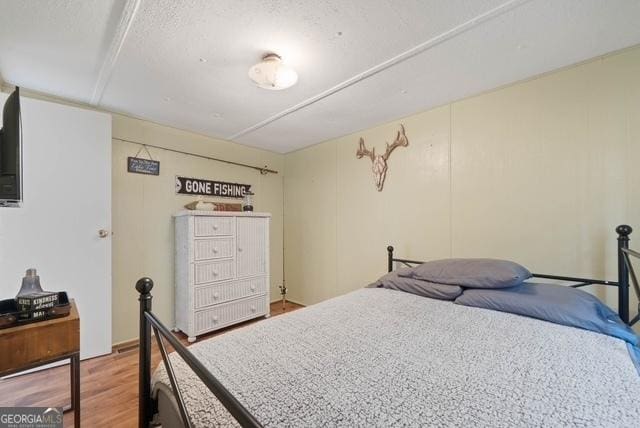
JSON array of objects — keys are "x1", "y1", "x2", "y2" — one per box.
[
  {"x1": 112, "y1": 338, "x2": 139, "y2": 353},
  {"x1": 270, "y1": 298, "x2": 305, "y2": 306}
]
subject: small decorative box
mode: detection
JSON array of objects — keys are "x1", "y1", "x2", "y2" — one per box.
[
  {"x1": 16, "y1": 291, "x2": 59, "y2": 319},
  {"x1": 0, "y1": 292, "x2": 70, "y2": 328}
]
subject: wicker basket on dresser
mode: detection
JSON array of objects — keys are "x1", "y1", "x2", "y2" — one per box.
[{"x1": 174, "y1": 210, "x2": 271, "y2": 342}]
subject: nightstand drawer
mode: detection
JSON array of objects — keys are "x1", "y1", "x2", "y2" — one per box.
[
  {"x1": 194, "y1": 237, "x2": 234, "y2": 261},
  {"x1": 194, "y1": 216, "x2": 235, "y2": 237},
  {"x1": 194, "y1": 294, "x2": 267, "y2": 334},
  {"x1": 194, "y1": 259, "x2": 235, "y2": 284},
  {"x1": 194, "y1": 276, "x2": 267, "y2": 309}
]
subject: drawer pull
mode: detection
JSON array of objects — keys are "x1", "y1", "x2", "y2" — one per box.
[
  {"x1": 213, "y1": 271, "x2": 218, "y2": 277},
  {"x1": 213, "y1": 248, "x2": 218, "y2": 254},
  {"x1": 212, "y1": 225, "x2": 219, "y2": 231},
  {"x1": 212, "y1": 315, "x2": 219, "y2": 323},
  {"x1": 250, "y1": 305, "x2": 257, "y2": 312},
  {"x1": 238, "y1": 247, "x2": 243, "y2": 253},
  {"x1": 250, "y1": 285, "x2": 256, "y2": 292},
  {"x1": 213, "y1": 293, "x2": 219, "y2": 300}
]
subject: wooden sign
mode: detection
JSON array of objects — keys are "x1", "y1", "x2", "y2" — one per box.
[
  {"x1": 214, "y1": 203, "x2": 242, "y2": 211},
  {"x1": 175, "y1": 176, "x2": 251, "y2": 199},
  {"x1": 128, "y1": 157, "x2": 160, "y2": 176}
]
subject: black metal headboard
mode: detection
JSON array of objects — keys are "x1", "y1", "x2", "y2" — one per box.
[{"x1": 387, "y1": 225, "x2": 639, "y2": 326}]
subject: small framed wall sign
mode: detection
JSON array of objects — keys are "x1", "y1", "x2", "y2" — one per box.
[{"x1": 128, "y1": 157, "x2": 160, "y2": 176}]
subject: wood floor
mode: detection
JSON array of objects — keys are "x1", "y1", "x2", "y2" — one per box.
[{"x1": 0, "y1": 301, "x2": 303, "y2": 427}]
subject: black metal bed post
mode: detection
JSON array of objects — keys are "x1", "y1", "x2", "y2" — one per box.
[
  {"x1": 387, "y1": 246, "x2": 394, "y2": 272},
  {"x1": 136, "y1": 277, "x2": 154, "y2": 428},
  {"x1": 617, "y1": 225, "x2": 633, "y2": 324}
]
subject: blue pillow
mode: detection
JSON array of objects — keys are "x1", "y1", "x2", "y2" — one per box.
[
  {"x1": 455, "y1": 282, "x2": 638, "y2": 346},
  {"x1": 400, "y1": 258, "x2": 531, "y2": 289},
  {"x1": 369, "y1": 268, "x2": 463, "y2": 301}
]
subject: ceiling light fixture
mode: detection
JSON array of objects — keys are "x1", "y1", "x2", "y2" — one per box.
[{"x1": 248, "y1": 53, "x2": 298, "y2": 90}]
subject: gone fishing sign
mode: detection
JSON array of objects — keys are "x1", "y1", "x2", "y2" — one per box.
[{"x1": 175, "y1": 176, "x2": 251, "y2": 199}]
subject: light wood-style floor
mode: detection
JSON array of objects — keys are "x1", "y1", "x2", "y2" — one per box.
[{"x1": 0, "y1": 301, "x2": 303, "y2": 427}]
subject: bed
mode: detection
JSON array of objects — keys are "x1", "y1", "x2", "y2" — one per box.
[{"x1": 137, "y1": 225, "x2": 640, "y2": 427}]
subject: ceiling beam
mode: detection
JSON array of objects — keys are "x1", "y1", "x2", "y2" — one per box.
[
  {"x1": 227, "y1": 0, "x2": 533, "y2": 141},
  {"x1": 90, "y1": 0, "x2": 142, "y2": 105}
]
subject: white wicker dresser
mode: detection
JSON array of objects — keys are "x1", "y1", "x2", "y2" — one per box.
[{"x1": 174, "y1": 210, "x2": 271, "y2": 342}]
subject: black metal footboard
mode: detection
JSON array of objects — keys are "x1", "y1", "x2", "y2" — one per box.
[
  {"x1": 387, "y1": 225, "x2": 639, "y2": 327},
  {"x1": 621, "y1": 244, "x2": 640, "y2": 327},
  {"x1": 136, "y1": 278, "x2": 262, "y2": 428}
]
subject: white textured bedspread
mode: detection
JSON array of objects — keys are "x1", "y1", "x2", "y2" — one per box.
[{"x1": 153, "y1": 288, "x2": 640, "y2": 427}]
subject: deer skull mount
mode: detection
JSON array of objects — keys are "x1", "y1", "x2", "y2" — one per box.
[{"x1": 356, "y1": 124, "x2": 408, "y2": 191}]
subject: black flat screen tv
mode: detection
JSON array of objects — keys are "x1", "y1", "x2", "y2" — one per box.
[{"x1": 0, "y1": 87, "x2": 22, "y2": 205}]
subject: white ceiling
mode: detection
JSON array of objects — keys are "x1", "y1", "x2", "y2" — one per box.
[{"x1": 1, "y1": 0, "x2": 639, "y2": 153}]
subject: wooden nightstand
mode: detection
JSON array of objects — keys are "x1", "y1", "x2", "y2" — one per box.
[{"x1": 0, "y1": 300, "x2": 80, "y2": 428}]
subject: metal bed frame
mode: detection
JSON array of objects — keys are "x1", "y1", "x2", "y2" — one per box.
[
  {"x1": 388, "y1": 224, "x2": 640, "y2": 326},
  {"x1": 136, "y1": 225, "x2": 640, "y2": 428}
]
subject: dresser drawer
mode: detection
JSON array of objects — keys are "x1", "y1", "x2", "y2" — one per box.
[
  {"x1": 194, "y1": 216, "x2": 235, "y2": 237},
  {"x1": 194, "y1": 294, "x2": 267, "y2": 334},
  {"x1": 194, "y1": 277, "x2": 267, "y2": 309},
  {"x1": 194, "y1": 259, "x2": 235, "y2": 284},
  {"x1": 194, "y1": 237, "x2": 234, "y2": 261}
]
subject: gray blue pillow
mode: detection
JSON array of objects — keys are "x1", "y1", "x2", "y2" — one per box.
[
  {"x1": 369, "y1": 268, "x2": 463, "y2": 301},
  {"x1": 400, "y1": 258, "x2": 531, "y2": 289},
  {"x1": 455, "y1": 282, "x2": 638, "y2": 346}
]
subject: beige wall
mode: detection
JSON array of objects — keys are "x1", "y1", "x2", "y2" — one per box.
[
  {"x1": 5, "y1": 88, "x2": 286, "y2": 345},
  {"x1": 284, "y1": 47, "x2": 640, "y2": 327},
  {"x1": 112, "y1": 115, "x2": 284, "y2": 344},
  {"x1": 7, "y1": 46, "x2": 639, "y2": 343}
]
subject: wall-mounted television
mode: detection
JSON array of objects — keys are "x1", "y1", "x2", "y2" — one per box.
[{"x1": 0, "y1": 87, "x2": 22, "y2": 206}]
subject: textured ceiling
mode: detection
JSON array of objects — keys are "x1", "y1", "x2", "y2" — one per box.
[{"x1": 1, "y1": 0, "x2": 639, "y2": 153}]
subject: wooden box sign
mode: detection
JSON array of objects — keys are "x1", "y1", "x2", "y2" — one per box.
[
  {"x1": 128, "y1": 157, "x2": 160, "y2": 176},
  {"x1": 16, "y1": 292, "x2": 59, "y2": 308},
  {"x1": 0, "y1": 292, "x2": 71, "y2": 328},
  {"x1": 175, "y1": 176, "x2": 251, "y2": 199}
]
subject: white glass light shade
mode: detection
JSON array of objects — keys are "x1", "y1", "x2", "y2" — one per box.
[{"x1": 248, "y1": 54, "x2": 298, "y2": 90}]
